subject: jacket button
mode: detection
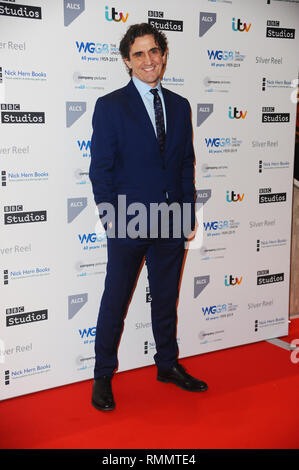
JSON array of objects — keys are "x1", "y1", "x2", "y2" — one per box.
[{"x1": 162, "y1": 164, "x2": 166, "y2": 170}]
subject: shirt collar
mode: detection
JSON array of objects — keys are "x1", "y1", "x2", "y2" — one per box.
[{"x1": 132, "y1": 75, "x2": 162, "y2": 98}]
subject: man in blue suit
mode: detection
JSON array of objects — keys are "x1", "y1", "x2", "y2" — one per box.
[{"x1": 89, "y1": 23, "x2": 208, "y2": 411}]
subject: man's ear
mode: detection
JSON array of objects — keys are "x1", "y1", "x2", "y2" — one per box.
[
  {"x1": 123, "y1": 58, "x2": 131, "y2": 72},
  {"x1": 161, "y1": 48, "x2": 168, "y2": 69}
]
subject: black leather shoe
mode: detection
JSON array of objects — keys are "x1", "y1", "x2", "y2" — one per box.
[
  {"x1": 157, "y1": 363, "x2": 208, "y2": 392},
  {"x1": 91, "y1": 376, "x2": 115, "y2": 411}
]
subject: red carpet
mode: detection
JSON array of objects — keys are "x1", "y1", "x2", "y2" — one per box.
[{"x1": 1, "y1": 318, "x2": 299, "y2": 449}]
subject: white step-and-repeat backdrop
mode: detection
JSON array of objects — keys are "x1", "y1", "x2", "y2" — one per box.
[{"x1": 0, "y1": 0, "x2": 298, "y2": 400}]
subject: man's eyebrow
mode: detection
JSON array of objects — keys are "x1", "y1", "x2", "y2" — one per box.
[
  {"x1": 132, "y1": 50, "x2": 143, "y2": 56},
  {"x1": 132, "y1": 47, "x2": 160, "y2": 56}
]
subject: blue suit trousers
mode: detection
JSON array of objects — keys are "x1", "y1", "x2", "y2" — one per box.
[{"x1": 94, "y1": 234, "x2": 185, "y2": 378}]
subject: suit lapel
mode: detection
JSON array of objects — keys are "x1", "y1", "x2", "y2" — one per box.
[
  {"x1": 123, "y1": 80, "x2": 159, "y2": 152},
  {"x1": 123, "y1": 80, "x2": 175, "y2": 157}
]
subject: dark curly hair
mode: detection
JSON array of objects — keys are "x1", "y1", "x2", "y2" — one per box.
[{"x1": 119, "y1": 23, "x2": 168, "y2": 75}]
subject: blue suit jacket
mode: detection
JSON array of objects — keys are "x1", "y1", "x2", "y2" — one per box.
[{"x1": 89, "y1": 79, "x2": 196, "y2": 232}]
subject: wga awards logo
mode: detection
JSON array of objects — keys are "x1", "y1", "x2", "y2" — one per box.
[
  {"x1": 228, "y1": 106, "x2": 247, "y2": 119},
  {"x1": 226, "y1": 190, "x2": 244, "y2": 202},
  {"x1": 105, "y1": 5, "x2": 128, "y2": 22},
  {"x1": 232, "y1": 17, "x2": 251, "y2": 32},
  {"x1": 77, "y1": 139, "x2": 91, "y2": 157},
  {"x1": 225, "y1": 274, "x2": 243, "y2": 287}
]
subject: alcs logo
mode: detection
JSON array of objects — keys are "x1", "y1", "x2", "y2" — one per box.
[
  {"x1": 232, "y1": 17, "x2": 251, "y2": 32},
  {"x1": 105, "y1": 6, "x2": 128, "y2": 22}
]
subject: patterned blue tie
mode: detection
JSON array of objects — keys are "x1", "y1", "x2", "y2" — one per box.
[{"x1": 150, "y1": 88, "x2": 165, "y2": 154}]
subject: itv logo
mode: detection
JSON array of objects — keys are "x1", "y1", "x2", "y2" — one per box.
[
  {"x1": 226, "y1": 191, "x2": 244, "y2": 202},
  {"x1": 228, "y1": 106, "x2": 247, "y2": 119},
  {"x1": 225, "y1": 275, "x2": 243, "y2": 287},
  {"x1": 105, "y1": 6, "x2": 128, "y2": 22},
  {"x1": 232, "y1": 17, "x2": 251, "y2": 32}
]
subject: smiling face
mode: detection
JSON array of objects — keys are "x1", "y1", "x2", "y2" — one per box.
[{"x1": 123, "y1": 34, "x2": 166, "y2": 88}]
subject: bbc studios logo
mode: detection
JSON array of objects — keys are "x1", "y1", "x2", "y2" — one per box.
[
  {"x1": 148, "y1": 9, "x2": 183, "y2": 32},
  {"x1": 266, "y1": 19, "x2": 295, "y2": 39},
  {"x1": 1, "y1": 103, "x2": 45, "y2": 124},
  {"x1": 257, "y1": 269, "x2": 284, "y2": 286},
  {"x1": 262, "y1": 106, "x2": 290, "y2": 123},
  {"x1": 259, "y1": 188, "x2": 287, "y2": 204},
  {"x1": 4, "y1": 205, "x2": 47, "y2": 225},
  {"x1": 5, "y1": 305, "x2": 48, "y2": 327},
  {"x1": 0, "y1": 1, "x2": 42, "y2": 20}
]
